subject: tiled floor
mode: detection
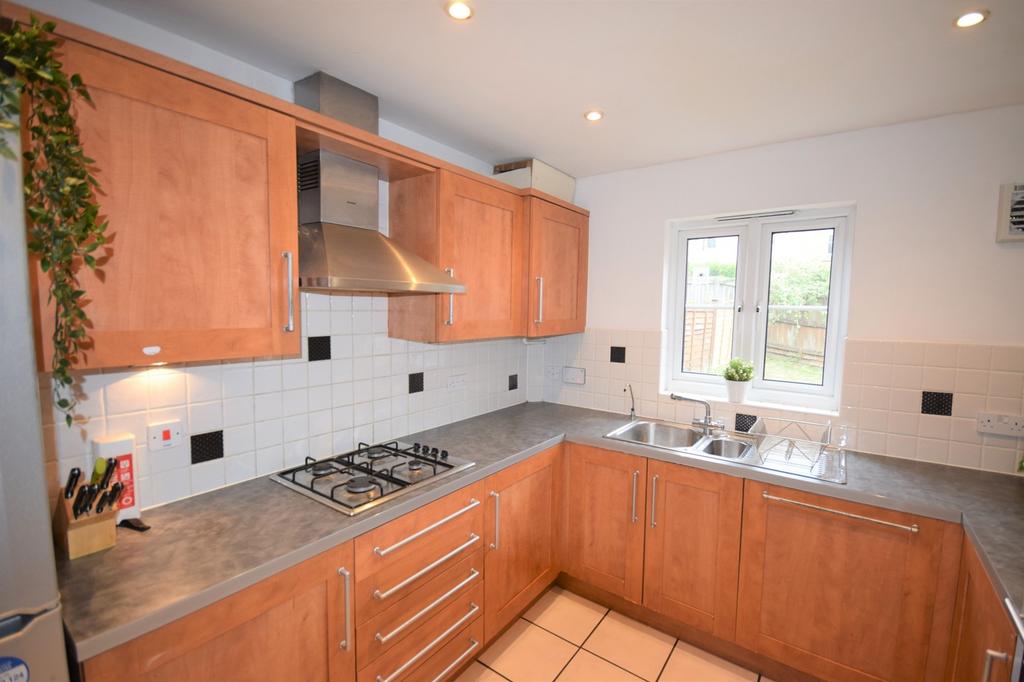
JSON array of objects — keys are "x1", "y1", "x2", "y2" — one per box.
[{"x1": 458, "y1": 586, "x2": 775, "y2": 682}]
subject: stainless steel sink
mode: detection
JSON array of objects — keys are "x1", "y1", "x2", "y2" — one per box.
[
  {"x1": 694, "y1": 436, "x2": 755, "y2": 460},
  {"x1": 605, "y1": 420, "x2": 703, "y2": 450}
]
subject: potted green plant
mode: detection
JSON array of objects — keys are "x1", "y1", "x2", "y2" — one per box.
[{"x1": 723, "y1": 358, "x2": 754, "y2": 403}]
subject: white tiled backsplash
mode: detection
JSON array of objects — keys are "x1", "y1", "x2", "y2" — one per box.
[
  {"x1": 542, "y1": 330, "x2": 1024, "y2": 475},
  {"x1": 39, "y1": 293, "x2": 543, "y2": 509}
]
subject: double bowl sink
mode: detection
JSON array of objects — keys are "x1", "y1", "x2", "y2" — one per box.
[{"x1": 605, "y1": 419, "x2": 756, "y2": 460}]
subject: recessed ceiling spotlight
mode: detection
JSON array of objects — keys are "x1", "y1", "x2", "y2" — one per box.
[
  {"x1": 446, "y1": 1, "x2": 473, "y2": 20},
  {"x1": 955, "y1": 9, "x2": 989, "y2": 27},
  {"x1": 584, "y1": 110, "x2": 604, "y2": 122}
]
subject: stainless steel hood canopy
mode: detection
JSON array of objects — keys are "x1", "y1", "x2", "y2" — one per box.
[{"x1": 294, "y1": 72, "x2": 464, "y2": 295}]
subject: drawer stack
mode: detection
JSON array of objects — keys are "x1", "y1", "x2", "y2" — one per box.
[{"x1": 354, "y1": 483, "x2": 486, "y2": 682}]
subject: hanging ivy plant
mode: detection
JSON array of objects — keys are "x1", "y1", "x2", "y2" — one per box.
[{"x1": 1, "y1": 16, "x2": 107, "y2": 426}]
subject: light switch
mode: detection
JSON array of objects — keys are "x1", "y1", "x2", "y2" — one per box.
[{"x1": 148, "y1": 419, "x2": 183, "y2": 449}]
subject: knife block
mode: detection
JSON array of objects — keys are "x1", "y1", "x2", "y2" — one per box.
[{"x1": 53, "y1": 489, "x2": 119, "y2": 560}]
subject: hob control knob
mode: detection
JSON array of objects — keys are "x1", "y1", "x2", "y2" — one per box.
[
  {"x1": 440, "y1": 450, "x2": 449, "y2": 460},
  {"x1": 413, "y1": 443, "x2": 421, "y2": 452},
  {"x1": 430, "y1": 447, "x2": 439, "y2": 457}
]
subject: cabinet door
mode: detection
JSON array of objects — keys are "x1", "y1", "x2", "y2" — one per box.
[
  {"x1": 526, "y1": 198, "x2": 588, "y2": 337},
  {"x1": 83, "y1": 542, "x2": 355, "y2": 681},
  {"x1": 643, "y1": 460, "x2": 742, "y2": 640},
  {"x1": 565, "y1": 444, "x2": 647, "y2": 603},
  {"x1": 737, "y1": 483, "x2": 962, "y2": 682},
  {"x1": 483, "y1": 445, "x2": 562, "y2": 642},
  {"x1": 34, "y1": 40, "x2": 299, "y2": 369},
  {"x1": 437, "y1": 171, "x2": 526, "y2": 341},
  {"x1": 945, "y1": 538, "x2": 1017, "y2": 682}
]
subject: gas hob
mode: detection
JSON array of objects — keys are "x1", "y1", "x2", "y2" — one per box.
[{"x1": 273, "y1": 441, "x2": 474, "y2": 515}]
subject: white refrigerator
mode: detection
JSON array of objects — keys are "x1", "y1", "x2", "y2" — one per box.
[{"x1": 0, "y1": 127, "x2": 71, "y2": 680}]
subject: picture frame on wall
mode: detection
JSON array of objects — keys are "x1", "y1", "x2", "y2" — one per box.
[{"x1": 996, "y1": 183, "x2": 1024, "y2": 243}]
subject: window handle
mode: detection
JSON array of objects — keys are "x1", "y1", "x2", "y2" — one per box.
[
  {"x1": 755, "y1": 302, "x2": 762, "y2": 313},
  {"x1": 737, "y1": 301, "x2": 744, "y2": 313}
]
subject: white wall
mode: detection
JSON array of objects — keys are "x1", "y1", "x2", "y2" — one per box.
[
  {"x1": 576, "y1": 106, "x2": 1024, "y2": 345},
  {"x1": 19, "y1": 0, "x2": 495, "y2": 174}
]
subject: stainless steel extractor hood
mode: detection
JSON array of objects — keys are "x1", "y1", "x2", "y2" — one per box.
[{"x1": 294, "y1": 72, "x2": 464, "y2": 295}]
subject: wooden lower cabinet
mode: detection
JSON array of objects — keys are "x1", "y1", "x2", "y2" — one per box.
[
  {"x1": 482, "y1": 445, "x2": 562, "y2": 642},
  {"x1": 82, "y1": 542, "x2": 355, "y2": 681},
  {"x1": 565, "y1": 444, "x2": 647, "y2": 603},
  {"x1": 736, "y1": 482, "x2": 963, "y2": 682},
  {"x1": 945, "y1": 537, "x2": 1017, "y2": 682},
  {"x1": 642, "y1": 459, "x2": 742, "y2": 640}
]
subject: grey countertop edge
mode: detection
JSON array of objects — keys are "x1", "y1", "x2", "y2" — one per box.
[
  {"x1": 67, "y1": 407, "x2": 1023, "y2": 659},
  {"x1": 71, "y1": 435, "x2": 563, "y2": 660}
]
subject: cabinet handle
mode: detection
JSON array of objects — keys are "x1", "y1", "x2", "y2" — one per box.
[
  {"x1": 444, "y1": 267, "x2": 455, "y2": 326},
  {"x1": 282, "y1": 251, "x2": 295, "y2": 332},
  {"x1": 373, "y1": 498, "x2": 480, "y2": 557},
  {"x1": 762, "y1": 491, "x2": 919, "y2": 533},
  {"x1": 489, "y1": 491, "x2": 501, "y2": 550},
  {"x1": 373, "y1": 534, "x2": 480, "y2": 600},
  {"x1": 375, "y1": 569, "x2": 480, "y2": 645},
  {"x1": 630, "y1": 470, "x2": 639, "y2": 523},
  {"x1": 982, "y1": 649, "x2": 1008, "y2": 681},
  {"x1": 337, "y1": 566, "x2": 352, "y2": 651},
  {"x1": 1004, "y1": 597, "x2": 1024, "y2": 638},
  {"x1": 650, "y1": 474, "x2": 659, "y2": 528},
  {"x1": 534, "y1": 276, "x2": 544, "y2": 324},
  {"x1": 430, "y1": 638, "x2": 480, "y2": 682},
  {"x1": 376, "y1": 602, "x2": 480, "y2": 682}
]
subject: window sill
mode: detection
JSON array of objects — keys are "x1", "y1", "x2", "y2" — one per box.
[{"x1": 658, "y1": 390, "x2": 840, "y2": 419}]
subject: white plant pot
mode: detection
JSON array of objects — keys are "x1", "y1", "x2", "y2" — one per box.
[{"x1": 725, "y1": 380, "x2": 751, "y2": 403}]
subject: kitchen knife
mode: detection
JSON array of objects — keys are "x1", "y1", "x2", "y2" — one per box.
[
  {"x1": 71, "y1": 484, "x2": 89, "y2": 518},
  {"x1": 90, "y1": 457, "x2": 108, "y2": 485},
  {"x1": 94, "y1": 490, "x2": 111, "y2": 514},
  {"x1": 64, "y1": 467, "x2": 82, "y2": 499},
  {"x1": 108, "y1": 481, "x2": 124, "y2": 508},
  {"x1": 82, "y1": 484, "x2": 100, "y2": 513},
  {"x1": 98, "y1": 457, "x2": 117, "y2": 490}
]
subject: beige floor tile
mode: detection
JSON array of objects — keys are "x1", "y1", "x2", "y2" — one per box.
[
  {"x1": 523, "y1": 587, "x2": 609, "y2": 645},
  {"x1": 455, "y1": 661, "x2": 507, "y2": 682},
  {"x1": 556, "y1": 650, "x2": 644, "y2": 681},
  {"x1": 479, "y1": 618, "x2": 577, "y2": 682},
  {"x1": 658, "y1": 641, "x2": 757, "y2": 682},
  {"x1": 582, "y1": 611, "x2": 675, "y2": 681}
]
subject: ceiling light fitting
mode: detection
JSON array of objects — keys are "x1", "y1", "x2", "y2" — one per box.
[
  {"x1": 584, "y1": 110, "x2": 604, "y2": 122},
  {"x1": 446, "y1": 1, "x2": 473, "y2": 20},
  {"x1": 955, "y1": 9, "x2": 989, "y2": 28}
]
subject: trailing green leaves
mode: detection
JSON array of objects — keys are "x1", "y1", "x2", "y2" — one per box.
[{"x1": 1, "y1": 17, "x2": 107, "y2": 426}]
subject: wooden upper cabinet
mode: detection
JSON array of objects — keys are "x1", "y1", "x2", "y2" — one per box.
[
  {"x1": 565, "y1": 444, "x2": 647, "y2": 603},
  {"x1": 945, "y1": 537, "x2": 1017, "y2": 682},
  {"x1": 388, "y1": 170, "x2": 526, "y2": 342},
  {"x1": 643, "y1": 460, "x2": 742, "y2": 640},
  {"x1": 483, "y1": 445, "x2": 562, "y2": 642},
  {"x1": 32, "y1": 40, "x2": 299, "y2": 369},
  {"x1": 526, "y1": 197, "x2": 589, "y2": 337},
  {"x1": 83, "y1": 542, "x2": 356, "y2": 682},
  {"x1": 736, "y1": 482, "x2": 962, "y2": 682}
]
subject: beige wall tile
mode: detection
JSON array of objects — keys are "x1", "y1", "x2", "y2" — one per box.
[
  {"x1": 950, "y1": 417, "x2": 983, "y2": 445},
  {"x1": 948, "y1": 442, "x2": 982, "y2": 468},
  {"x1": 991, "y1": 346, "x2": 1024, "y2": 372},
  {"x1": 861, "y1": 363, "x2": 892, "y2": 388},
  {"x1": 957, "y1": 345, "x2": 992, "y2": 370},
  {"x1": 863, "y1": 341, "x2": 894, "y2": 364},
  {"x1": 953, "y1": 394, "x2": 987, "y2": 419},
  {"x1": 955, "y1": 369, "x2": 990, "y2": 395},
  {"x1": 888, "y1": 411, "x2": 919, "y2": 436},
  {"x1": 890, "y1": 389, "x2": 922, "y2": 414},
  {"x1": 891, "y1": 365, "x2": 923, "y2": 390},
  {"x1": 918, "y1": 414, "x2": 952, "y2": 440},
  {"x1": 981, "y1": 446, "x2": 1018, "y2": 473},
  {"x1": 917, "y1": 438, "x2": 949, "y2": 463},
  {"x1": 922, "y1": 367, "x2": 955, "y2": 392},
  {"x1": 892, "y1": 342, "x2": 924, "y2": 366},
  {"x1": 989, "y1": 372, "x2": 1024, "y2": 399},
  {"x1": 858, "y1": 430, "x2": 887, "y2": 454},
  {"x1": 859, "y1": 408, "x2": 889, "y2": 432},
  {"x1": 924, "y1": 343, "x2": 958, "y2": 368},
  {"x1": 886, "y1": 434, "x2": 918, "y2": 459}
]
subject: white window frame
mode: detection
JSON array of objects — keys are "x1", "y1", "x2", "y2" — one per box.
[{"x1": 661, "y1": 204, "x2": 855, "y2": 412}]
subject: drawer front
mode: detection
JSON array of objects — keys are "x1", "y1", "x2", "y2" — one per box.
[
  {"x1": 358, "y1": 550, "x2": 483, "y2": 665},
  {"x1": 356, "y1": 484, "x2": 484, "y2": 624},
  {"x1": 357, "y1": 582, "x2": 482, "y2": 682},
  {"x1": 407, "y1": 617, "x2": 483, "y2": 682}
]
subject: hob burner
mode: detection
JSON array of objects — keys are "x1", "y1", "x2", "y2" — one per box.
[
  {"x1": 408, "y1": 460, "x2": 424, "y2": 471},
  {"x1": 311, "y1": 460, "x2": 335, "y2": 476},
  {"x1": 346, "y1": 476, "x2": 378, "y2": 494}
]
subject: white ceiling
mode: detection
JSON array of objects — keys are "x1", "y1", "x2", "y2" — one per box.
[{"x1": 90, "y1": 0, "x2": 1024, "y2": 178}]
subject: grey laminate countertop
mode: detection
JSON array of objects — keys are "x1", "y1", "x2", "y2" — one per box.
[{"x1": 58, "y1": 402, "x2": 1024, "y2": 660}]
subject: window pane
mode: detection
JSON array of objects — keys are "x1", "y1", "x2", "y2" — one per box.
[
  {"x1": 763, "y1": 228, "x2": 834, "y2": 385},
  {"x1": 682, "y1": 235, "x2": 738, "y2": 375}
]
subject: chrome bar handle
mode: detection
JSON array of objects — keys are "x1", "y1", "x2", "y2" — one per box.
[
  {"x1": 431, "y1": 638, "x2": 480, "y2": 682},
  {"x1": 282, "y1": 251, "x2": 295, "y2": 332},
  {"x1": 374, "y1": 498, "x2": 480, "y2": 557},
  {"x1": 376, "y1": 603, "x2": 480, "y2": 682},
  {"x1": 762, "y1": 491, "x2": 919, "y2": 533},
  {"x1": 982, "y1": 649, "x2": 1008, "y2": 681},
  {"x1": 650, "y1": 475, "x2": 659, "y2": 528},
  {"x1": 337, "y1": 567, "x2": 352, "y2": 651},
  {"x1": 534, "y1": 276, "x2": 544, "y2": 324},
  {"x1": 444, "y1": 267, "x2": 455, "y2": 326},
  {"x1": 1005, "y1": 597, "x2": 1024, "y2": 639},
  {"x1": 375, "y1": 569, "x2": 480, "y2": 645},
  {"x1": 630, "y1": 470, "x2": 639, "y2": 523},
  {"x1": 489, "y1": 491, "x2": 501, "y2": 550},
  {"x1": 373, "y1": 534, "x2": 480, "y2": 600}
]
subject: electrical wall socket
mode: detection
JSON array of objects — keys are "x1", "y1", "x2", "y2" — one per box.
[
  {"x1": 562, "y1": 366, "x2": 586, "y2": 385},
  {"x1": 977, "y1": 412, "x2": 1024, "y2": 437},
  {"x1": 447, "y1": 373, "x2": 467, "y2": 390}
]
